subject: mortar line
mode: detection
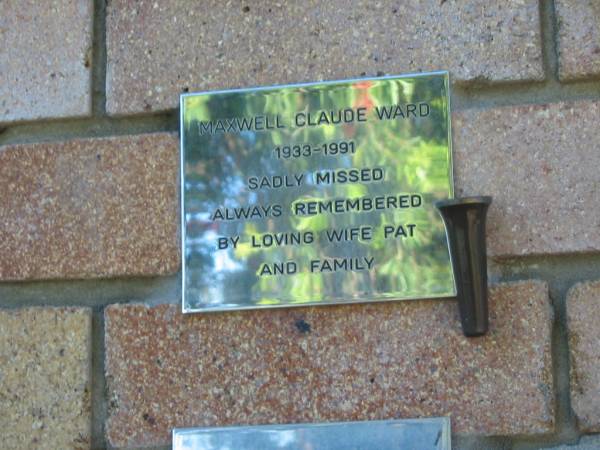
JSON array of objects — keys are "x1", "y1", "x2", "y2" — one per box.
[
  {"x1": 539, "y1": 0, "x2": 560, "y2": 83},
  {"x1": 91, "y1": 307, "x2": 108, "y2": 450},
  {"x1": 0, "y1": 273, "x2": 180, "y2": 309},
  {"x1": 450, "y1": 77, "x2": 600, "y2": 111},
  {"x1": 548, "y1": 285, "x2": 580, "y2": 443},
  {"x1": 91, "y1": 0, "x2": 108, "y2": 116},
  {"x1": 0, "y1": 111, "x2": 179, "y2": 147},
  {"x1": 451, "y1": 435, "x2": 510, "y2": 450},
  {"x1": 0, "y1": 297, "x2": 178, "y2": 309}
]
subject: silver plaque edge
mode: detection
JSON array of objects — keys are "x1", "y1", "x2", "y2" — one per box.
[
  {"x1": 180, "y1": 91, "x2": 187, "y2": 314},
  {"x1": 180, "y1": 70, "x2": 451, "y2": 100},
  {"x1": 172, "y1": 416, "x2": 451, "y2": 449},
  {"x1": 182, "y1": 291, "x2": 457, "y2": 314},
  {"x1": 180, "y1": 71, "x2": 456, "y2": 315}
]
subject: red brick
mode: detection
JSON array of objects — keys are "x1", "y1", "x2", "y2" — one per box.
[
  {"x1": 0, "y1": 133, "x2": 179, "y2": 280},
  {"x1": 105, "y1": 281, "x2": 553, "y2": 447},
  {"x1": 556, "y1": 0, "x2": 600, "y2": 80},
  {"x1": 0, "y1": 0, "x2": 92, "y2": 123},
  {"x1": 453, "y1": 100, "x2": 600, "y2": 256},
  {"x1": 106, "y1": 0, "x2": 542, "y2": 115}
]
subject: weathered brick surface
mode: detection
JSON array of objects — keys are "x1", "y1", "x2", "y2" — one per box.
[
  {"x1": 567, "y1": 280, "x2": 600, "y2": 432},
  {"x1": 105, "y1": 281, "x2": 553, "y2": 447},
  {"x1": 0, "y1": 307, "x2": 91, "y2": 449},
  {"x1": 0, "y1": 0, "x2": 92, "y2": 123},
  {"x1": 556, "y1": 0, "x2": 600, "y2": 80},
  {"x1": 453, "y1": 100, "x2": 600, "y2": 256},
  {"x1": 0, "y1": 133, "x2": 179, "y2": 280},
  {"x1": 106, "y1": 0, "x2": 542, "y2": 115}
]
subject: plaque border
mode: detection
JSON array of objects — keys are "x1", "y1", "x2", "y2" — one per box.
[
  {"x1": 172, "y1": 416, "x2": 452, "y2": 450},
  {"x1": 180, "y1": 71, "x2": 455, "y2": 314}
]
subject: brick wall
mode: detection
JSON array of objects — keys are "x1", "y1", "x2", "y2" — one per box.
[{"x1": 1, "y1": 1, "x2": 599, "y2": 449}]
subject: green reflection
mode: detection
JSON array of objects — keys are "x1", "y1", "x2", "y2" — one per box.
[{"x1": 182, "y1": 72, "x2": 455, "y2": 312}]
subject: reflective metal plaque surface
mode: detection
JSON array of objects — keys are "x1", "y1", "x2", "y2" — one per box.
[
  {"x1": 181, "y1": 72, "x2": 455, "y2": 313},
  {"x1": 173, "y1": 417, "x2": 451, "y2": 450}
]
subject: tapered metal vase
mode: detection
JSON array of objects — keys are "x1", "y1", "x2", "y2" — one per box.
[{"x1": 436, "y1": 196, "x2": 492, "y2": 337}]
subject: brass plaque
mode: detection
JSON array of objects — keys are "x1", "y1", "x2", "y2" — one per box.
[{"x1": 181, "y1": 72, "x2": 455, "y2": 313}]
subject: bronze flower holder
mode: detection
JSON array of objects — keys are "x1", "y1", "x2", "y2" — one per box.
[{"x1": 435, "y1": 196, "x2": 492, "y2": 337}]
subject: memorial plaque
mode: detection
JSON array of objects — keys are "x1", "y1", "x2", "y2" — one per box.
[
  {"x1": 181, "y1": 72, "x2": 455, "y2": 313},
  {"x1": 173, "y1": 417, "x2": 451, "y2": 450}
]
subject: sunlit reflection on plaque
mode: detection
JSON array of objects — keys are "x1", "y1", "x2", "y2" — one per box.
[
  {"x1": 181, "y1": 72, "x2": 455, "y2": 313},
  {"x1": 173, "y1": 417, "x2": 451, "y2": 450}
]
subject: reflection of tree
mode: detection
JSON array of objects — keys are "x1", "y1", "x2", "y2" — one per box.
[{"x1": 182, "y1": 74, "x2": 454, "y2": 310}]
